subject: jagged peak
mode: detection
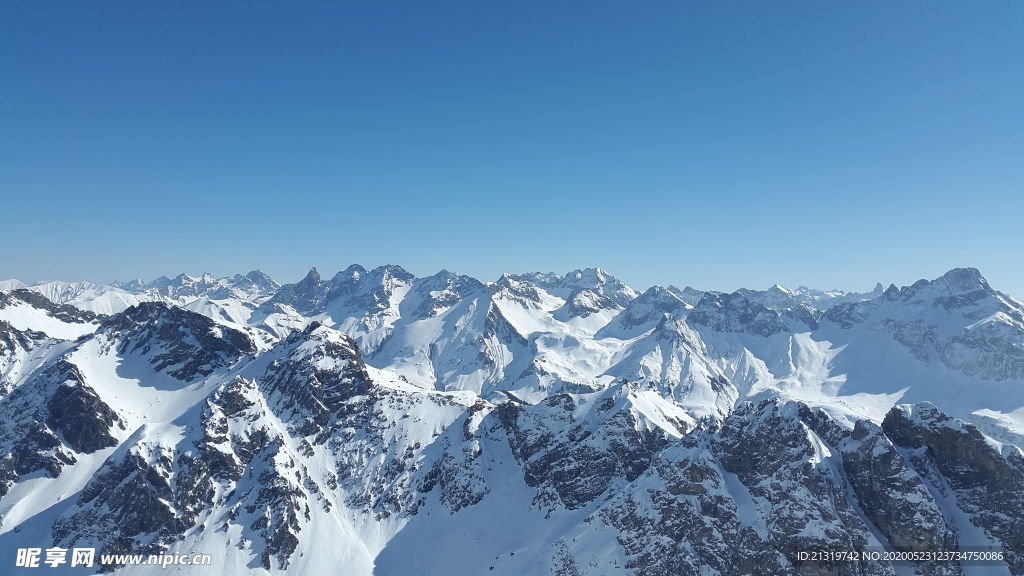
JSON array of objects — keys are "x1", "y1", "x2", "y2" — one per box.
[
  {"x1": 688, "y1": 290, "x2": 788, "y2": 337},
  {"x1": 244, "y1": 269, "x2": 278, "y2": 286},
  {"x1": 329, "y1": 265, "x2": 368, "y2": 287},
  {"x1": 668, "y1": 285, "x2": 705, "y2": 306},
  {"x1": 373, "y1": 263, "x2": 414, "y2": 280},
  {"x1": 627, "y1": 285, "x2": 689, "y2": 310},
  {"x1": 890, "y1": 267, "x2": 995, "y2": 304},
  {"x1": 301, "y1": 267, "x2": 321, "y2": 283},
  {"x1": 95, "y1": 301, "x2": 256, "y2": 380},
  {"x1": 279, "y1": 320, "x2": 360, "y2": 353},
  {"x1": 565, "y1": 267, "x2": 621, "y2": 286},
  {"x1": 419, "y1": 268, "x2": 485, "y2": 290},
  {"x1": 640, "y1": 284, "x2": 672, "y2": 296},
  {"x1": 110, "y1": 278, "x2": 145, "y2": 291},
  {"x1": 342, "y1": 263, "x2": 368, "y2": 276},
  {"x1": 935, "y1": 267, "x2": 988, "y2": 293},
  {"x1": 144, "y1": 275, "x2": 173, "y2": 289},
  {"x1": 330, "y1": 264, "x2": 415, "y2": 285}
]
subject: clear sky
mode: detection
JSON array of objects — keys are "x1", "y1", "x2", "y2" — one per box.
[{"x1": 2, "y1": 1, "x2": 1022, "y2": 296}]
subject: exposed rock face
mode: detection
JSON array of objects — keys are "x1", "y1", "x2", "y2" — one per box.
[
  {"x1": 409, "y1": 270, "x2": 488, "y2": 319},
  {"x1": 0, "y1": 358, "x2": 121, "y2": 497},
  {"x1": 941, "y1": 316, "x2": 1024, "y2": 381},
  {"x1": 844, "y1": 420, "x2": 954, "y2": 549},
  {"x1": 601, "y1": 399, "x2": 887, "y2": 576},
  {"x1": 782, "y1": 303, "x2": 821, "y2": 331},
  {"x1": 53, "y1": 439, "x2": 183, "y2": 555},
  {"x1": 498, "y1": 387, "x2": 675, "y2": 513},
  {"x1": 142, "y1": 272, "x2": 220, "y2": 300},
  {"x1": 263, "y1": 267, "x2": 331, "y2": 316},
  {"x1": 0, "y1": 289, "x2": 103, "y2": 324},
  {"x1": 870, "y1": 319, "x2": 941, "y2": 362},
  {"x1": 215, "y1": 270, "x2": 281, "y2": 300},
  {"x1": 4, "y1": 334, "x2": 1021, "y2": 576},
  {"x1": 594, "y1": 398, "x2": 989, "y2": 576},
  {"x1": 883, "y1": 403, "x2": 1024, "y2": 574},
  {"x1": 606, "y1": 285, "x2": 691, "y2": 333},
  {"x1": 822, "y1": 301, "x2": 873, "y2": 330},
  {"x1": 820, "y1": 268, "x2": 1024, "y2": 381},
  {"x1": 99, "y1": 302, "x2": 256, "y2": 381},
  {"x1": 326, "y1": 264, "x2": 416, "y2": 314},
  {"x1": 46, "y1": 366, "x2": 120, "y2": 453},
  {"x1": 688, "y1": 291, "x2": 789, "y2": 337},
  {"x1": 259, "y1": 322, "x2": 373, "y2": 436},
  {"x1": 0, "y1": 320, "x2": 50, "y2": 396}
]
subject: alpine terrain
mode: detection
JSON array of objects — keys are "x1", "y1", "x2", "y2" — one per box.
[{"x1": 0, "y1": 266, "x2": 1022, "y2": 575}]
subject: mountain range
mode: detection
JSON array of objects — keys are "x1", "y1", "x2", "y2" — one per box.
[{"x1": 1, "y1": 266, "x2": 1021, "y2": 575}]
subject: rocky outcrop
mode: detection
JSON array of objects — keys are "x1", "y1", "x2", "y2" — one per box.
[
  {"x1": 603, "y1": 285, "x2": 691, "y2": 333},
  {"x1": 46, "y1": 368, "x2": 120, "y2": 453},
  {"x1": 100, "y1": 302, "x2": 256, "y2": 380},
  {"x1": 883, "y1": 403, "x2": 1024, "y2": 574},
  {"x1": 498, "y1": 387, "x2": 678, "y2": 513},
  {"x1": 409, "y1": 270, "x2": 487, "y2": 319},
  {"x1": 259, "y1": 323, "x2": 373, "y2": 437},
  {"x1": 0, "y1": 320, "x2": 50, "y2": 396},
  {"x1": 838, "y1": 419, "x2": 959, "y2": 572},
  {"x1": 601, "y1": 399, "x2": 884, "y2": 576},
  {"x1": 688, "y1": 292, "x2": 789, "y2": 337},
  {"x1": 0, "y1": 358, "x2": 120, "y2": 496},
  {"x1": 0, "y1": 289, "x2": 103, "y2": 324},
  {"x1": 262, "y1": 267, "x2": 331, "y2": 315}
]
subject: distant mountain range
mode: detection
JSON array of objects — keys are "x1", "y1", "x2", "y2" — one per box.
[{"x1": 1, "y1": 266, "x2": 1021, "y2": 575}]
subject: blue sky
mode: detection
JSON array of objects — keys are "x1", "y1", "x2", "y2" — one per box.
[{"x1": 2, "y1": 1, "x2": 1022, "y2": 296}]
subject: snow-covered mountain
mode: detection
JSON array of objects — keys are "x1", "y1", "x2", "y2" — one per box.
[{"x1": 1, "y1": 266, "x2": 1021, "y2": 575}]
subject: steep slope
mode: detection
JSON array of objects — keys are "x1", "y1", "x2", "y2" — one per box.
[
  {"x1": 319, "y1": 264, "x2": 416, "y2": 354},
  {"x1": 606, "y1": 318, "x2": 736, "y2": 422},
  {"x1": 0, "y1": 321, "x2": 71, "y2": 398},
  {"x1": 34, "y1": 323, "x2": 485, "y2": 573},
  {"x1": 365, "y1": 270, "x2": 532, "y2": 395},
  {"x1": 0, "y1": 289, "x2": 103, "y2": 340},
  {"x1": 596, "y1": 285, "x2": 693, "y2": 340},
  {"x1": 261, "y1": 268, "x2": 330, "y2": 317}
]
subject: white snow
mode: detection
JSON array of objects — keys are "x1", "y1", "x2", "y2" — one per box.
[{"x1": 0, "y1": 303, "x2": 97, "y2": 341}]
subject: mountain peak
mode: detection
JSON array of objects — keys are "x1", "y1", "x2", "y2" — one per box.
[
  {"x1": 935, "y1": 267, "x2": 988, "y2": 293},
  {"x1": 688, "y1": 290, "x2": 788, "y2": 337},
  {"x1": 244, "y1": 269, "x2": 279, "y2": 290},
  {"x1": 339, "y1": 264, "x2": 368, "y2": 280},
  {"x1": 111, "y1": 278, "x2": 145, "y2": 291},
  {"x1": 768, "y1": 283, "x2": 794, "y2": 295},
  {"x1": 567, "y1": 267, "x2": 610, "y2": 283}
]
